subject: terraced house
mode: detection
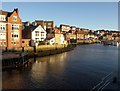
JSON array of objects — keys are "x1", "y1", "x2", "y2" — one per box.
[
  {"x1": 0, "y1": 8, "x2": 22, "y2": 49},
  {"x1": 22, "y1": 24, "x2": 47, "y2": 47}
]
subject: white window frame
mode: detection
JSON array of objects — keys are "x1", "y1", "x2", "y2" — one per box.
[
  {"x1": 0, "y1": 15, "x2": 6, "y2": 21},
  {"x1": 13, "y1": 16, "x2": 17, "y2": 21},
  {"x1": 0, "y1": 23, "x2": 6, "y2": 30},
  {"x1": 0, "y1": 33, "x2": 6, "y2": 39},
  {"x1": 35, "y1": 31, "x2": 39, "y2": 36},
  {"x1": 12, "y1": 24, "x2": 19, "y2": 30}
]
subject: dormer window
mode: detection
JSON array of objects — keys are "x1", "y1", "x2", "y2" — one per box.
[{"x1": 13, "y1": 16, "x2": 17, "y2": 21}]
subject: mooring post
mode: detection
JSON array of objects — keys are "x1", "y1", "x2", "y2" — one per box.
[
  {"x1": 34, "y1": 46, "x2": 36, "y2": 53},
  {"x1": 113, "y1": 77, "x2": 117, "y2": 83},
  {"x1": 22, "y1": 47, "x2": 24, "y2": 52},
  {"x1": 5, "y1": 47, "x2": 7, "y2": 52}
]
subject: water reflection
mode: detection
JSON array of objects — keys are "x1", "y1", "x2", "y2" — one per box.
[
  {"x1": 2, "y1": 44, "x2": 118, "y2": 89},
  {"x1": 31, "y1": 52, "x2": 68, "y2": 82}
]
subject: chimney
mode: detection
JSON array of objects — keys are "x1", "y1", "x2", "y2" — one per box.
[
  {"x1": 44, "y1": 25, "x2": 46, "y2": 30},
  {"x1": 14, "y1": 8, "x2": 19, "y2": 14},
  {"x1": 27, "y1": 22, "x2": 30, "y2": 26},
  {"x1": 32, "y1": 22, "x2": 37, "y2": 26}
]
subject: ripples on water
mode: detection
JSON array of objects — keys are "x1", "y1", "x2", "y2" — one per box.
[{"x1": 2, "y1": 44, "x2": 118, "y2": 90}]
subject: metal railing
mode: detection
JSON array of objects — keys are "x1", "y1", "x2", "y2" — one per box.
[{"x1": 90, "y1": 72, "x2": 113, "y2": 91}]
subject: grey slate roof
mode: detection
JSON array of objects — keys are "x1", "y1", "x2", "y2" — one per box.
[
  {"x1": 23, "y1": 25, "x2": 38, "y2": 31},
  {"x1": 22, "y1": 25, "x2": 38, "y2": 39}
]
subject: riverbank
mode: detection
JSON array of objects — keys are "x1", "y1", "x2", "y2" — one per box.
[
  {"x1": 29, "y1": 44, "x2": 75, "y2": 57},
  {"x1": 2, "y1": 44, "x2": 76, "y2": 70},
  {"x1": 2, "y1": 44, "x2": 75, "y2": 59},
  {"x1": 77, "y1": 39, "x2": 100, "y2": 44}
]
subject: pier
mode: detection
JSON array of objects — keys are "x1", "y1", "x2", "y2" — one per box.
[{"x1": 2, "y1": 52, "x2": 29, "y2": 70}]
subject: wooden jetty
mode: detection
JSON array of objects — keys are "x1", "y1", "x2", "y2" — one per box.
[{"x1": 2, "y1": 52, "x2": 29, "y2": 70}]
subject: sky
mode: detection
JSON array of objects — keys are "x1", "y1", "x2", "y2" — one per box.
[{"x1": 1, "y1": 2, "x2": 118, "y2": 31}]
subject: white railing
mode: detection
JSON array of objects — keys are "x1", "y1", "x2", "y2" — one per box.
[{"x1": 90, "y1": 72, "x2": 113, "y2": 91}]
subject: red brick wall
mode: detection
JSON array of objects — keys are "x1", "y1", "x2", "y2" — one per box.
[
  {"x1": 7, "y1": 11, "x2": 22, "y2": 49},
  {"x1": 22, "y1": 39, "x2": 30, "y2": 47}
]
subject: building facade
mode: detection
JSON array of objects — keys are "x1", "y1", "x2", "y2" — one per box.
[
  {"x1": 22, "y1": 25, "x2": 47, "y2": 46},
  {"x1": 54, "y1": 28, "x2": 66, "y2": 45},
  {"x1": 60, "y1": 24, "x2": 71, "y2": 33},
  {"x1": 33, "y1": 20, "x2": 54, "y2": 30},
  {"x1": 0, "y1": 8, "x2": 22, "y2": 49}
]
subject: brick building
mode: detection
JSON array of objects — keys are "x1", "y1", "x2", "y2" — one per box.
[
  {"x1": 0, "y1": 8, "x2": 22, "y2": 49},
  {"x1": 32, "y1": 20, "x2": 54, "y2": 30}
]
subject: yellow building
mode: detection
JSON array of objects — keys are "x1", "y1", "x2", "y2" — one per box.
[{"x1": 54, "y1": 28, "x2": 67, "y2": 44}]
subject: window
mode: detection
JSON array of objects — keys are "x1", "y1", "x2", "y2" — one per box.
[
  {"x1": 22, "y1": 41, "x2": 24, "y2": 43},
  {"x1": 0, "y1": 15, "x2": 6, "y2": 21},
  {"x1": 47, "y1": 26, "x2": 52, "y2": 28},
  {"x1": 0, "y1": 33, "x2": 6, "y2": 39},
  {"x1": 11, "y1": 42, "x2": 17, "y2": 45},
  {"x1": 41, "y1": 32, "x2": 44, "y2": 36},
  {"x1": 4, "y1": 42, "x2": 6, "y2": 46},
  {"x1": 13, "y1": 16, "x2": 17, "y2": 21},
  {"x1": 14, "y1": 42, "x2": 16, "y2": 45},
  {"x1": 35, "y1": 31, "x2": 39, "y2": 36},
  {"x1": 41, "y1": 34, "x2": 44, "y2": 36},
  {"x1": 48, "y1": 23, "x2": 52, "y2": 26},
  {"x1": 35, "y1": 38, "x2": 39, "y2": 43},
  {"x1": 12, "y1": 34, "x2": 19, "y2": 38},
  {"x1": 41, "y1": 38, "x2": 44, "y2": 41},
  {"x1": 0, "y1": 23, "x2": 6, "y2": 30},
  {"x1": 12, "y1": 24, "x2": 19, "y2": 30}
]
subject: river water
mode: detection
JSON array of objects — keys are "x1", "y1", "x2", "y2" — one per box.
[{"x1": 2, "y1": 44, "x2": 118, "y2": 90}]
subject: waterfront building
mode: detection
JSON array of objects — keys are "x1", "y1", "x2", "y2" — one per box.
[
  {"x1": 54, "y1": 27, "x2": 67, "y2": 45},
  {"x1": 70, "y1": 26, "x2": 76, "y2": 34},
  {"x1": 106, "y1": 33, "x2": 112, "y2": 40},
  {"x1": 60, "y1": 24, "x2": 71, "y2": 33},
  {"x1": 76, "y1": 30, "x2": 85, "y2": 40},
  {"x1": 22, "y1": 25, "x2": 47, "y2": 46},
  {"x1": 45, "y1": 37, "x2": 55, "y2": 45},
  {"x1": 32, "y1": 20, "x2": 54, "y2": 33},
  {"x1": 0, "y1": 8, "x2": 22, "y2": 49},
  {"x1": 97, "y1": 30, "x2": 106, "y2": 36},
  {"x1": 111, "y1": 31, "x2": 119, "y2": 36},
  {"x1": 69, "y1": 33, "x2": 76, "y2": 39}
]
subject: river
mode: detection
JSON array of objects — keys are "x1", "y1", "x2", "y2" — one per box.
[{"x1": 2, "y1": 44, "x2": 118, "y2": 90}]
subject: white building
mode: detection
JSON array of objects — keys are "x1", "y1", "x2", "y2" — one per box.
[
  {"x1": 60, "y1": 24, "x2": 70, "y2": 32},
  {"x1": 22, "y1": 25, "x2": 47, "y2": 46},
  {"x1": 47, "y1": 37, "x2": 55, "y2": 45}
]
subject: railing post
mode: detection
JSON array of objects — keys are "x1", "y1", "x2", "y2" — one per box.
[
  {"x1": 113, "y1": 77, "x2": 117, "y2": 83},
  {"x1": 5, "y1": 47, "x2": 7, "y2": 52}
]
